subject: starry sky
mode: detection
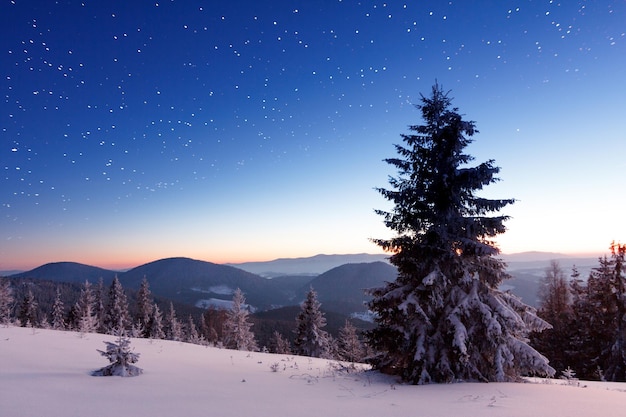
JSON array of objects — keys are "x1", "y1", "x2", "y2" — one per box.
[{"x1": 2, "y1": 1, "x2": 625, "y2": 271}]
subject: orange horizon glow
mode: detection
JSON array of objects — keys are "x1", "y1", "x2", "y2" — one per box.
[{"x1": 2, "y1": 247, "x2": 611, "y2": 273}]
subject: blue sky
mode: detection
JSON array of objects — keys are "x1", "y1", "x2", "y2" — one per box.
[{"x1": 2, "y1": 1, "x2": 625, "y2": 270}]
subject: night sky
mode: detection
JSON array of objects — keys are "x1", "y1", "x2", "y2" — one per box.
[{"x1": 2, "y1": 1, "x2": 625, "y2": 271}]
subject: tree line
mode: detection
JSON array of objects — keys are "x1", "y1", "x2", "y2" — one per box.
[
  {"x1": 0, "y1": 275, "x2": 368, "y2": 364},
  {"x1": 531, "y1": 242, "x2": 626, "y2": 381}
]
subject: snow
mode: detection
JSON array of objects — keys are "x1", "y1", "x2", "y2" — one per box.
[
  {"x1": 194, "y1": 297, "x2": 256, "y2": 312},
  {"x1": 1, "y1": 326, "x2": 625, "y2": 417},
  {"x1": 194, "y1": 297, "x2": 233, "y2": 309},
  {"x1": 191, "y1": 285, "x2": 235, "y2": 296}
]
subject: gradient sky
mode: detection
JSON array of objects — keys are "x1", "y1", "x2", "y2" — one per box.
[{"x1": 2, "y1": 1, "x2": 625, "y2": 271}]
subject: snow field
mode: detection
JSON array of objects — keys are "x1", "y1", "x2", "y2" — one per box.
[{"x1": 1, "y1": 326, "x2": 624, "y2": 417}]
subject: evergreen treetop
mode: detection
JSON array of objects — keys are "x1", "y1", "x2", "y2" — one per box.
[{"x1": 374, "y1": 83, "x2": 515, "y2": 270}]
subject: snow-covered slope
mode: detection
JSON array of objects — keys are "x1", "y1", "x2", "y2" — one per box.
[{"x1": 1, "y1": 326, "x2": 624, "y2": 417}]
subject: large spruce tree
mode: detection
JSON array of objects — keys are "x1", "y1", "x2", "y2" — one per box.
[{"x1": 368, "y1": 83, "x2": 554, "y2": 383}]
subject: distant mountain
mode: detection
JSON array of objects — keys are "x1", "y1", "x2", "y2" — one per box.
[
  {"x1": 296, "y1": 261, "x2": 398, "y2": 315},
  {"x1": 501, "y1": 256, "x2": 599, "y2": 307},
  {"x1": 500, "y1": 251, "x2": 571, "y2": 262},
  {"x1": 265, "y1": 274, "x2": 316, "y2": 303},
  {"x1": 8, "y1": 258, "x2": 291, "y2": 311},
  {"x1": 229, "y1": 253, "x2": 390, "y2": 277},
  {"x1": 9, "y1": 252, "x2": 602, "y2": 312},
  {"x1": 117, "y1": 257, "x2": 289, "y2": 310},
  {"x1": 0, "y1": 270, "x2": 23, "y2": 277},
  {"x1": 9, "y1": 262, "x2": 117, "y2": 284}
]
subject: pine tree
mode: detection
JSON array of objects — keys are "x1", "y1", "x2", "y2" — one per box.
[
  {"x1": 203, "y1": 306, "x2": 227, "y2": 345},
  {"x1": 136, "y1": 276, "x2": 154, "y2": 336},
  {"x1": 94, "y1": 278, "x2": 106, "y2": 333},
  {"x1": 270, "y1": 330, "x2": 292, "y2": 354},
  {"x1": 531, "y1": 261, "x2": 573, "y2": 374},
  {"x1": 294, "y1": 287, "x2": 330, "y2": 358},
  {"x1": 368, "y1": 83, "x2": 554, "y2": 383},
  {"x1": 567, "y1": 265, "x2": 593, "y2": 376},
  {"x1": 93, "y1": 334, "x2": 143, "y2": 377},
  {"x1": 67, "y1": 302, "x2": 80, "y2": 330},
  {"x1": 147, "y1": 302, "x2": 165, "y2": 340},
  {"x1": 77, "y1": 280, "x2": 98, "y2": 334},
  {"x1": 104, "y1": 276, "x2": 130, "y2": 335},
  {"x1": 605, "y1": 242, "x2": 626, "y2": 381},
  {"x1": 165, "y1": 302, "x2": 183, "y2": 341},
  {"x1": 199, "y1": 313, "x2": 209, "y2": 341},
  {"x1": 0, "y1": 279, "x2": 14, "y2": 325},
  {"x1": 18, "y1": 288, "x2": 38, "y2": 327},
  {"x1": 223, "y1": 288, "x2": 257, "y2": 351},
  {"x1": 338, "y1": 320, "x2": 366, "y2": 363},
  {"x1": 51, "y1": 288, "x2": 66, "y2": 330},
  {"x1": 586, "y1": 243, "x2": 626, "y2": 381},
  {"x1": 185, "y1": 315, "x2": 201, "y2": 344}
]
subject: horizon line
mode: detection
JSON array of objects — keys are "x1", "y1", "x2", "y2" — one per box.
[{"x1": 1, "y1": 250, "x2": 608, "y2": 274}]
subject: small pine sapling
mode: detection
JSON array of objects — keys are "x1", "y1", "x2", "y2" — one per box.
[
  {"x1": 560, "y1": 366, "x2": 579, "y2": 386},
  {"x1": 92, "y1": 334, "x2": 143, "y2": 377}
]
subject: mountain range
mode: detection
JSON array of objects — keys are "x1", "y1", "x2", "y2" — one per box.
[
  {"x1": 6, "y1": 255, "x2": 395, "y2": 315},
  {"x1": 4, "y1": 252, "x2": 601, "y2": 314}
]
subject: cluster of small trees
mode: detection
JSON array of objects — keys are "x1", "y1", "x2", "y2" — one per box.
[
  {"x1": 1, "y1": 275, "x2": 204, "y2": 344},
  {"x1": 218, "y1": 286, "x2": 367, "y2": 363},
  {"x1": 292, "y1": 287, "x2": 366, "y2": 362},
  {"x1": 532, "y1": 242, "x2": 626, "y2": 381},
  {"x1": 0, "y1": 274, "x2": 367, "y2": 363}
]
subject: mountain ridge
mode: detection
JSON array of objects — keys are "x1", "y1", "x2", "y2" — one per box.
[{"x1": 4, "y1": 252, "x2": 603, "y2": 310}]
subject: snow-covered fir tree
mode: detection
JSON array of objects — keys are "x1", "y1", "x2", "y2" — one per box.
[
  {"x1": 294, "y1": 287, "x2": 330, "y2": 358},
  {"x1": 147, "y1": 302, "x2": 165, "y2": 340},
  {"x1": 77, "y1": 280, "x2": 98, "y2": 334},
  {"x1": 165, "y1": 302, "x2": 183, "y2": 341},
  {"x1": 338, "y1": 320, "x2": 366, "y2": 363},
  {"x1": 368, "y1": 83, "x2": 554, "y2": 384},
  {"x1": 51, "y1": 288, "x2": 66, "y2": 330},
  {"x1": 94, "y1": 278, "x2": 106, "y2": 333},
  {"x1": 18, "y1": 288, "x2": 38, "y2": 327},
  {"x1": 0, "y1": 279, "x2": 14, "y2": 325},
  {"x1": 104, "y1": 276, "x2": 130, "y2": 335},
  {"x1": 199, "y1": 313, "x2": 209, "y2": 341},
  {"x1": 185, "y1": 315, "x2": 202, "y2": 344},
  {"x1": 223, "y1": 288, "x2": 257, "y2": 351},
  {"x1": 136, "y1": 276, "x2": 154, "y2": 336},
  {"x1": 270, "y1": 330, "x2": 292, "y2": 354},
  {"x1": 92, "y1": 333, "x2": 142, "y2": 377}
]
